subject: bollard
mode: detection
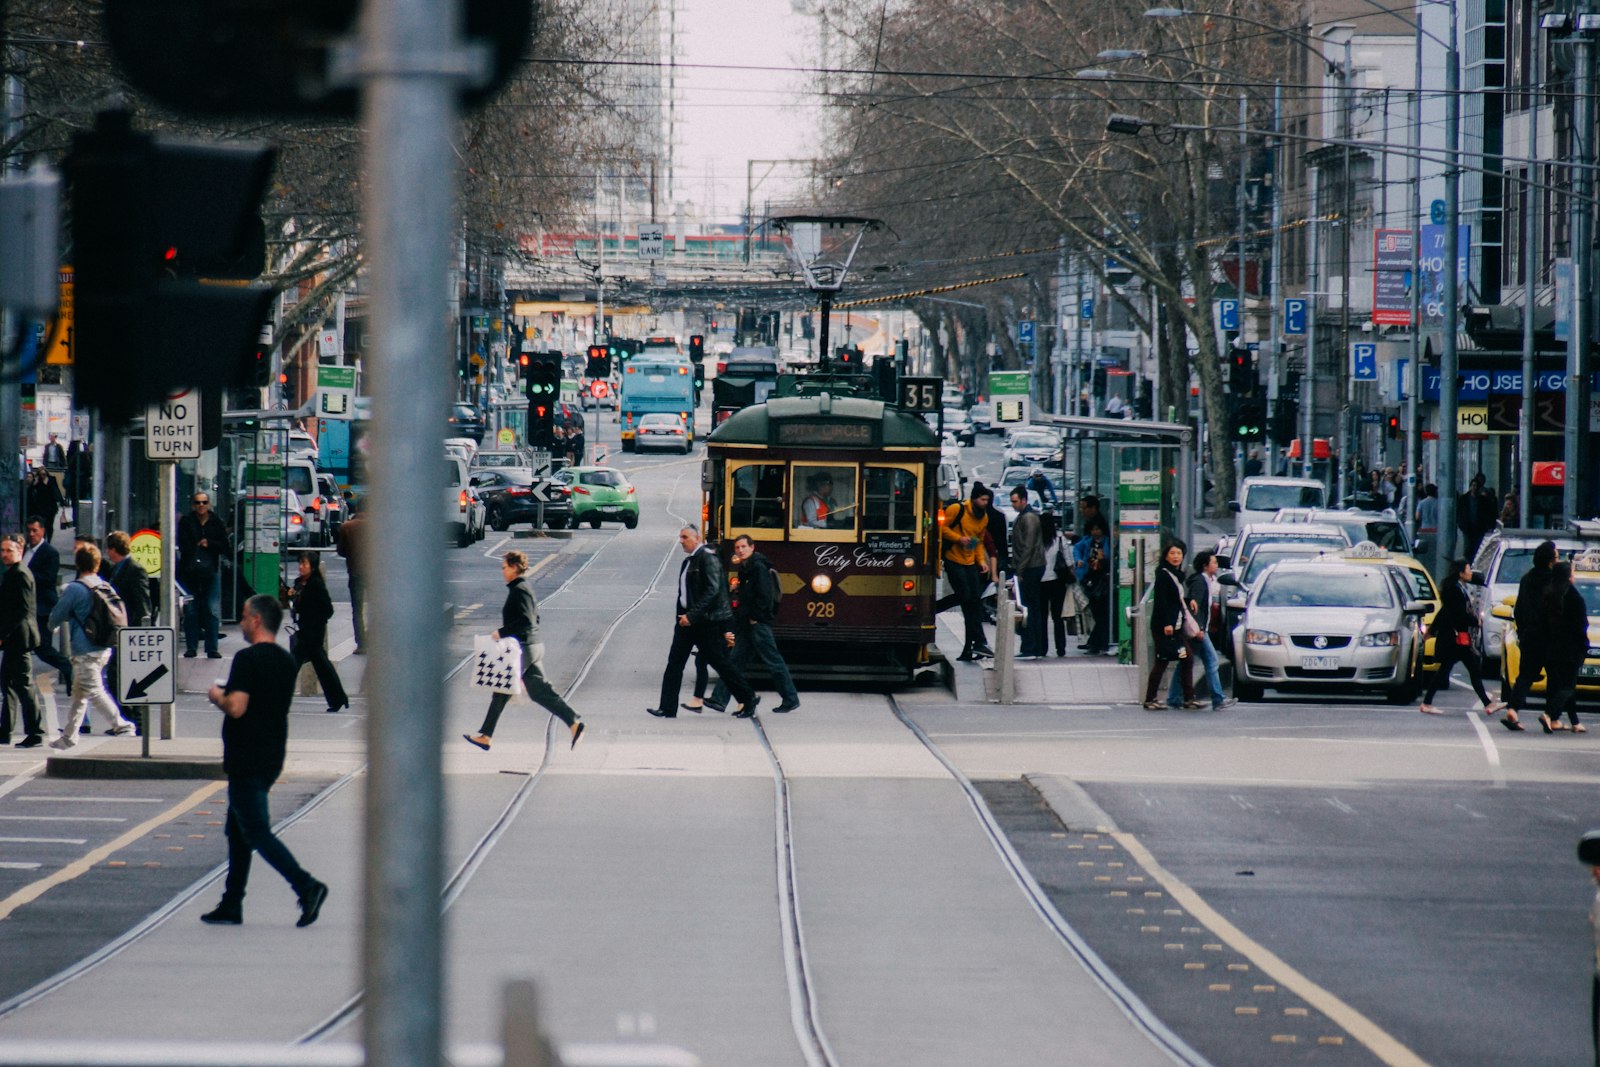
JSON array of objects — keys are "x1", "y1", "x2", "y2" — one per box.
[
  {"x1": 996, "y1": 578, "x2": 1016, "y2": 704},
  {"x1": 501, "y1": 978, "x2": 558, "y2": 1067}
]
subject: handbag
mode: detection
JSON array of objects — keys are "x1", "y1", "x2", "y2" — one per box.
[
  {"x1": 472, "y1": 634, "x2": 523, "y2": 694},
  {"x1": 1007, "y1": 575, "x2": 1028, "y2": 634},
  {"x1": 1454, "y1": 630, "x2": 1471, "y2": 647},
  {"x1": 1168, "y1": 572, "x2": 1202, "y2": 638},
  {"x1": 1155, "y1": 633, "x2": 1188, "y2": 661}
]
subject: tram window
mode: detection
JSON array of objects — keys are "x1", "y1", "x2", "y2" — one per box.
[
  {"x1": 728, "y1": 463, "x2": 786, "y2": 528},
  {"x1": 862, "y1": 466, "x2": 919, "y2": 533},
  {"x1": 791, "y1": 465, "x2": 857, "y2": 533}
]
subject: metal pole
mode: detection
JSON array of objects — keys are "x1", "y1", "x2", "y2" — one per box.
[
  {"x1": 357, "y1": 1, "x2": 464, "y2": 1065},
  {"x1": 158, "y1": 462, "x2": 177, "y2": 740},
  {"x1": 1520, "y1": 118, "x2": 1540, "y2": 528},
  {"x1": 1339, "y1": 36, "x2": 1354, "y2": 505},
  {"x1": 1302, "y1": 166, "x2": 1320, "y2": 479},
  {"x1": 1266, "y1": 82, "x2": 1283, "y2": 474},
  {"x1": 1404, "y1": 33, "x2": 1423, "y2": 540},
  {"x1": 1566, "y1": 32, "x2": 1595, "y2": 521},
  {"x1": 1, "y1": 70, "x2": 25, "y2": 538},
  {"x1": 1436, "y1": 4, "x2": 1461, "y2": 576}
]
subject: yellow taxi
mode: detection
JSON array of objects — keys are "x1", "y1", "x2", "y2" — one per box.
[
  {"x1": 1496, "y1": 551, "x2": 1600, "y2": 695},
  {"x1": 1309, "y1": 542, "x2": 1442, "y2": 677}
]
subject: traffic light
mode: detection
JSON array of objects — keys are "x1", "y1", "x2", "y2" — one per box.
[
  {"x1": 586, "y1": 344, "x2": 611, "y2": 379},
  {"x1": 688, "y1": 335, "x2": 705, "y2": 362},
  {"x1": 102, "y1": 0, "x2": 536, "y2": 118},
  {"x1": 1227, "y1": 344, "x2": 1256, "y2": 395},
  {"x1": 517, "y1": 351, "x2": 531, "y2": 378},
  {"x1": 66, "y1": 110, "x2": 276, "y2": 424},
  {"x1": 1233, "y1": 397, "x2": 1267, "y2": 441},
  {"x1": 1386, "y1": 414, "x2": 1402, "y2": 440},
  {"x1": 1271, "y1": 396, "x2": 1299, "y2": 444},
  {"x1": 524, "y1": 351, "x2": 560, "y2": 446}
]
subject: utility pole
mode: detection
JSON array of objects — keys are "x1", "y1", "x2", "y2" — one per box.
[
  {"x1": 1, "y1": 63, "x2": 26, "y2": 535},
  {"x1": 1564, "y1": 24, "x2": 1595, "y2": 522},
  {"x1": 1266, "y1": 82, "x2": 1284, "y2": 475},
  {"x1": 1404, "y1": 24, "x2": 1423, "y2": 541},
  {"x1": 1302, "y1": 166, "x2": 1320, "y2": 479},
  {"x1": 1436, "y1": 0, "x2": 1462, "y2": 577},
  {"x1": 1520, "y1": 117, "x2": 1539, "y2": 527}
]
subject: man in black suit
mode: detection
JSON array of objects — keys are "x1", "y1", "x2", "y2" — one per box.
[
  {"x1": 0, "y1": 534, "x2": 44, "y2": 747},
  {"x1": 647, "y1": 526, "x2": 758, "y2": 719},
  {"x1": 103, "y1": 531, "x2": 152, "y2": 732},
  {"x1": 22, "y1": 517, "x2": 71, "y2": 693}
]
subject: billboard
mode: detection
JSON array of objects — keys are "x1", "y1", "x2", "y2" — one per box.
[{"x1": 1372, "y1": 229, "x2": 1414, "y2": 325}]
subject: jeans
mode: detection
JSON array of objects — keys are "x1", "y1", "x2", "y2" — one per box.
[
  {"x1": 221, "y1": 775, "x2": 317, "y2": 907},
  {"x1": 712, "y1": 620, "x2": 799, "y2": 707},
  {"x1": 184, "y1": 569, "x2": 220, "y2": 655},
  {"x1": 478, "y1": 642, "x2": 578, "y2": 736},
  {"x1": 1170, "y1": 633, "x2": 1225, "y2": 706},
  {"x1": 61, "y1": 650, "x2": 131, "y2": 736},
  {"x1": 1017, "y1": 566, "x2": 1045, "y2": 656},
  {"x1": 941, "y1": 562, "x2": 987, "y2": 654}
]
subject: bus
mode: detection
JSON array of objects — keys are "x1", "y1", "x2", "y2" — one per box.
[{"x1": 619, "y1": 357, "x2": 696, "y2": 451}]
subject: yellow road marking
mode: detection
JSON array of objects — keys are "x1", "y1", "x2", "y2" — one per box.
[
  {"x1": 1115, "y1": 830, "x2": 1432, "y2": 1067},
  {"x1": 0, "y1": 781, "x2": 225, "y2": 922}
]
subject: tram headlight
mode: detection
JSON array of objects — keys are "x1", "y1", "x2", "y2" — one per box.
[
  {"x1": 811, "y1": 574, "x2": 833, "y2": 595},
  {"x1": 903, "y1": 556, "x2": 915, "y2": 567},
  {"x1": 902, "y1": 579, "x2": 915, "y2": 592}
]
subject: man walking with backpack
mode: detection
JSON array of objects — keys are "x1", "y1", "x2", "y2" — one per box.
[
  {"x1": 47, "y1": 543, "x2": 134, "y2": 748},
  {"x1": 708, "y1": 535, "x2": 800, "y2": 714}
]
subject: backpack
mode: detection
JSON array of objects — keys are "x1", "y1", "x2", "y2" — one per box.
[
  {"x1": 765, "y1": 560, "x2": 784, "y2": 611},
  {"x1": 77, "y1": 580, "x2": 128, "y2": 646}
]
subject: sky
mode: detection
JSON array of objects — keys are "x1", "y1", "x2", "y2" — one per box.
[{"x1": 672, "y1": 0, "x2": 825, "y2": 225}]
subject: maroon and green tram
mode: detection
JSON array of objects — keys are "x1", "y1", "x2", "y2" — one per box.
[{"x1": 702, "y1": 388, "x2": 945, "y2": 682}]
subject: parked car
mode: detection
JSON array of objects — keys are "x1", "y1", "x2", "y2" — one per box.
[
  {"x1": 314, "y1": 473, "x2": 345, "y2": 546},
  {"x1": 1222, "y1": 523, "x2": 1348, "y2": 572},
  {"x1": 635, "y1": 412, "x2": 691, "y2": 454},
  {"x1": 444, "y1": 453, "x2": 487, "y2": 547},
  {"x1": 287, "y1": 430, "x2": 319, "y2": 460},
  {"x1": 447, "y1": 403, "x2": 486, "y2": 442},
  {"x1": 1272, "y1": 507, "x2": 1412, "y2": 554},
  {"x1": 554, "y1": 466, "x2": 639, "y2": 529},
  {"x1": 472, "y1": 449, "x2": 533, "y2": 471},
  {"x1": 941, "y1": 408, "x2": 975, "y2": 446},
  {"x1": 281, "y1": 488, "x2": 310, "y2": 548},
  {"x1": 472, "y1": 467, "x2": 571, "y2": 531}
]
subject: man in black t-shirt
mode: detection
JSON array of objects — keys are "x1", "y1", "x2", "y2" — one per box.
[{"x1": 200, "y1": 594, "x2": 327, "y2": 928}]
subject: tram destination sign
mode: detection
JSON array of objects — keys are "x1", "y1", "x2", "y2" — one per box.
[
  {"x1": 865, "y1": 532, "x2": 914, "y2": 554},
  {"x1": 772, "y1": 421, "x2": 879, "y2": 448}
]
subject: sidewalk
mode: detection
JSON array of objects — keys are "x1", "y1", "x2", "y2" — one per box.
[{"x1": 937, "y1": 615, "x2": 1140, "y2": 704}]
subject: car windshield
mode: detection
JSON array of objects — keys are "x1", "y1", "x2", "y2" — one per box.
[
  {"x1": 1242, "y1": 547, "x2": 1326, "y2": 584},
  {"x1": 1244, "y1": 484, "x2": 1326, "y2": 510},
  {"x1": 579, "y1": 469, "x2": 626, "y2": 488},
  {"x1": 640, "y1": 414, "x2": 680, "y2": 428},
  {"x1": 451, "y1": 404, "x2": 476, "y2": 419},
  {"x1": 1257, "y1": 570, "x2": 1394, "y2": 609},
  {"x1": 1495, "y1": 548, "x2": 1538, "y2": 586},
  {"x1": 1012, "y1": 434, "x2": 1057, "y2": 449},
  {"x1": 1239, "y1": 532, "x2": 1345, "y2": 558},
  {"x1": 476, "y1": 453, "x2": 520, "y2": 467}
]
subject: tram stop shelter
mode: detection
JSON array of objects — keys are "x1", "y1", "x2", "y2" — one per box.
[{"x1": 952, "y1": 414, "x2": 1194, "y2": 705}]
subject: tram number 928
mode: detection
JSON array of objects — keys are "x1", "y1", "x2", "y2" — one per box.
[{"x1": 806, "y1": 601, "x2": 837, "y2": 619}]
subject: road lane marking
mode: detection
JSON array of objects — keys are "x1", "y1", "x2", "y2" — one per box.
[
  {"x1": 0, "y1": 836, "x2": 87, "y2": 845},
  {"x1": 1114, "y1": 831, "x2": 1431, "y2": 1067},
  {"x1": 0, "y1": 863, "x2": 41, "y2": 871},
  {"x1": 482, "y1": 535, "x2": 511, "y2": 559},
  {"x1": 0, "y1": 815, "x2": 126, "y2": 823},
  {"x1": 1324, "y1": 797, "x2": 1357, "y2": 815},
  {"x1": 1465, "y1": 711, "x2": 1506, "y2": 788},
  {"x1": 16, "y1": 796, "x2": 163, "y2": 804},
  {"x1": 0, "y1": 782, "x2": 225, "y2": 923}
]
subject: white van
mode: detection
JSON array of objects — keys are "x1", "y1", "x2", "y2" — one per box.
[{"x1": 1230, "y1": 476, "x2": 1327, "y2": 531}]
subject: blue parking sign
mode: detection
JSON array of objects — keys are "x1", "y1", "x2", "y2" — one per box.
[
  {"x1": 1351, "y1": 342, "x2": 1377, "y2": 382},
  {"x1": 1018, "y1": 320, "x2": 1035, "y2": 345},
  {"x1": 1218, "y1": 299, "x2": 1239, "y2": 331},
  {"x1": 1080, "y1": 298, "x2": 1095, "y2": 321},
  {"x1": 1284, "y1": 298, "x2": 1307, "y2": 335}
]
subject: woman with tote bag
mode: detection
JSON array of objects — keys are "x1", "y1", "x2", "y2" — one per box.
[{"x1": 1143, "y1": 541, "x2": 1197, "y2": 710}]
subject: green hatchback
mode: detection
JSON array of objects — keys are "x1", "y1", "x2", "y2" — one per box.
[{"x1": 557, "y1": 466, "x2": 639, "y2": 529}]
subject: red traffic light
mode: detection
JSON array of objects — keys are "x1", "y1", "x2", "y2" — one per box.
[{"x1": 518, "y1": 353, "x2": 529, "y2": 367}]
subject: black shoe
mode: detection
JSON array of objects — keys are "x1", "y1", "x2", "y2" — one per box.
[
  {"x1": 703, "y1": 701, "x2": 727, "y2": 714},
  {"x1": 16, "y1": 736, "x2": 41, "y2": 748},
  {"x1": 183, "y1": 650, "x2": 198, "y2": 659},
  {"x1": 646, "y1": 707, "x2": 677, "y2": 718},
  {"x1": 774, "y1": 701, "x2": 800, "y2": 713},
  {"x1": 680, "y1": 702, "x2": 704, "y2": 713},
  {"x1": 296, "y1": 880, "x2": 328, "y2": 928},
  {"x1": 206, "y1": 651, "x2": 222, "y2": 660},
  {"x1": 79, "y1": 721, "x2": 92, "y2": 734},
  {"x1": 732, "y1": 695, "x2": 760, "y2": 719},
  {"x1": 327, "y1": 700, "x2": 349, "y2": 713},
  {"x1": 971, "y1": 645, "x2": 995, "y2": 658},
  {"x1": 200, "y1": 904, "x2": 242, "y2": 926},
  {"x1": 956, "y1": 652, "x2": 977, "y2": 662}
]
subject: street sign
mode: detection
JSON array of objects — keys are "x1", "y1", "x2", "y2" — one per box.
[
  {"x1": 638, "y1": 223, "x2": 665, "y2": 259},
  {"x1": 1284, "y1": 298, "x2": 1307, "y2": 336},
  {"x1": 497, "y1": 427, "x2": 515, "y2": 447},
  {"x1": 1360, "y1": 411, "x2": 1384, "y2": 424},
  {"x1": 1018, "y1": 320, "x2": 1035, "y2": 346},
  {"x1": 128, "y1": 528, "x2": 162, "y2": 577},
  {"x1": 43, "y1": 266, "x2": 73, "y2": 365},
  {"x1": 145, "y1": 388, "x2": 202, "y2": 460},
  {"x1": 1080, "y1": 298, "x2": 1094, "y2": 321},
  {"x1": 1351, "y1": 342, "x2": 1377, "y2": 382},
  {"x1": 117, "y1": 626, "x2": 175, "y2": 705},
  {"x1": 1430, "y1": 199, "x2": 1447, "y2": 226},
  {"x1": 317, "y1": 365, "x2": 355, "y2": 420},
  {"x1": 1218, "y1": 299, "x2": 1239, "y2": 331},
  {"x1": 989, "y1": 370, "x2": 1030, "y2": 424}
]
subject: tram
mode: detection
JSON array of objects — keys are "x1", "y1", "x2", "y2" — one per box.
[{"x1": 703, "y1": 373, "x2": 945, "y2": 682}]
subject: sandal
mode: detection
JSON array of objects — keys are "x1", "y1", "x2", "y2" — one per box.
[
  {"x1": 1502, "y1": 716, "x2": 1526, "y2": 732},
  {"x1": 1142, "y1": 701, "x2": 1165, "y2": 710},
  {"x1": 1573, "y1": 724, "x2": 1588, "y2": 733},
  {"x1": 1539, "y1": 714, "x2": 1556, "y2": 734},
  {"x1": 1483, "y1": 700, "x2": 1507, "y2": 716}
]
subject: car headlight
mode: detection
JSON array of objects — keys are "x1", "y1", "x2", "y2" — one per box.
[
  {"x1": 1360, "y1": 630, "x2": 1400, "y2": 647},
  {"x1": 1244, "y1": 629, "x2": 1281, "y2": 646}
]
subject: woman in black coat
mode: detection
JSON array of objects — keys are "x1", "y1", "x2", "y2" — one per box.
[
  {"x1": 1541, "y1": 561, "x2": 1590, "y2": 733},
  {"x1": 290, "y1": 552, "x2": 349, "y2": 713},
  {"x1": 464, "y1": 550, "x2": 585, "y2": 751},
  {"x1": 1419, "y1": 558, "x2": 1503, "y2": 716},
  {"x1": 1143, "y1": 541, "x2": 1193, "y2": 709}
]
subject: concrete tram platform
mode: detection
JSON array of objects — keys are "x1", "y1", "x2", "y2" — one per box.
[{"x1": 937, "y1": 614, "x2": 1141, "y2": 705}]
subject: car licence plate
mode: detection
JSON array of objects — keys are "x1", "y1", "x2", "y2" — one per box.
[
  {"x1": 601, "y1": 506, "x2": 622, "y2": 513},
  {"x1": 1300, "y1": 656, "x2": 1341, "y2": 670},
  {"x1": 1581, "y1": 665, "x2": 1600, "y2": 679}
]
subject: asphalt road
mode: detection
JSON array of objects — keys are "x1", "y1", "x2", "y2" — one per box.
[{"x1": 0, "y1": 407, "x2": 1595, "y2": 1067}]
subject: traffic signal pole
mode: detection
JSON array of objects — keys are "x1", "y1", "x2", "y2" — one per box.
[{"x1": 354, "y1": 3, "x2": 470, "y2": 1066}]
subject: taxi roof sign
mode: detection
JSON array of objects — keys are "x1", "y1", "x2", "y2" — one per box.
[{"x1": 1572, "y1": 549, "x2": 1600, "y2": 573}]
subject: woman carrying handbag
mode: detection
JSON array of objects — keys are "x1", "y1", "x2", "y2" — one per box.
[
  {"x1": 1038, "y1": 514, "x2": 1074, "y2": 657},
  {"x1": 1418, "y1": 558, "x2": 1505, "y2": 718},
  {"x1": 1143, "y1": 541, "x2": 1196, "y2": 709},
  {"x1": 289, "y1": 552, "x2": 349, "y2": 714}
]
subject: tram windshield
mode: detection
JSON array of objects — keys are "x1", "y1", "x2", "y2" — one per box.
[
  {"x1": 728, "y1": 463, "x2": 786, "y2": 528},
  {"x1": 792, "y1": 465, "x2": 857, "y2": 532},
  {"x1": 862, "y1": 466, "x2": 919, "y2": 532}
]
